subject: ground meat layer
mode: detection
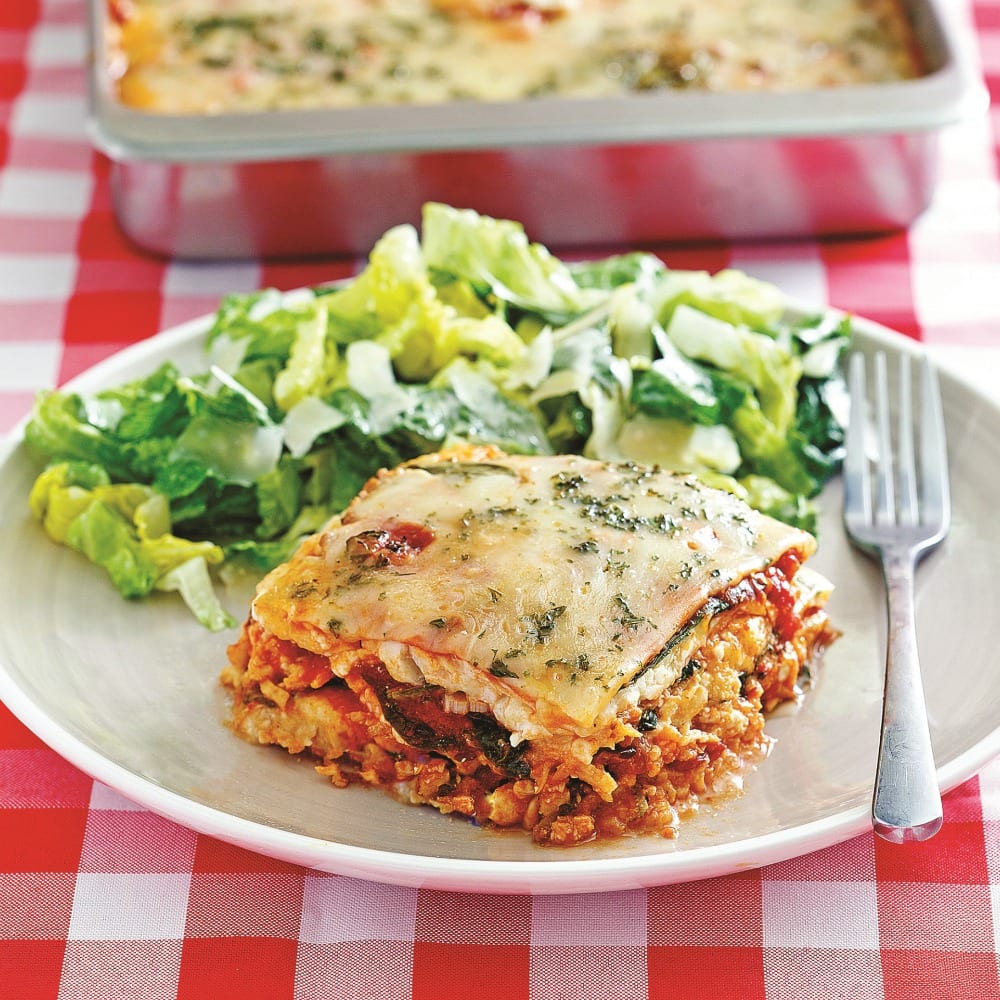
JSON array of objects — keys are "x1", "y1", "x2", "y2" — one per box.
[{"x1": 222, "y1": 575, "x2": 834, "y2": 846}]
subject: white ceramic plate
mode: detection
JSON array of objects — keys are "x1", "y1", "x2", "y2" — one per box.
[{"x1": 2, "y1": 308, "x2": 999, "y2": 895}]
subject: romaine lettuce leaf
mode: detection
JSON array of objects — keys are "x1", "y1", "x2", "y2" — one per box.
[
  {"x1": 664, "y1": 304, "x2": 802, "y2": 433},
  {"x1": 651, "y1": 267, "x2": 786, "y2": 329},
  {"x1": 29, "y1": 461, "x2": 234, "y2": 628},
  {"x1": 420, "y1": 202, "x2": 601, "y2": 320}
]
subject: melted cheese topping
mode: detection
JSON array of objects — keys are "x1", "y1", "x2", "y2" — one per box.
[
  {"x1": 107, "y1": 0, "x2": 924, "y2": 114},
  {"x1": 251, "y1": 450, "x2": 816, "y2": 732}
]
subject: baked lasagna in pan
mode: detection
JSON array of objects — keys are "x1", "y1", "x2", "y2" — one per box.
[
  {"x1": 108, "y1": 0, "x2": 924, "y2": 114},
  {"x1": 223, "y1": 446, "x2": 836, "y2": 845}
]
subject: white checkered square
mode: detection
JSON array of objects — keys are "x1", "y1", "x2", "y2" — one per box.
[
  {"x1": 763, "y1": 947, "x2": 885, "y2": 1000},
  {"x1": 298, "y1": 875, "x2": 418, "y2": 944},
  {"x1": 88, "y1": 780, "x2": 148, "y2": 811},
  {"x1": 27, "y1": 23, "x2": 87, "y2": 66},
  {"x1": 762, "y1": 880, "x2": 880, "y2": 949},
  {"x1": 162, "y1": 260, "x2": 262, "y2": 298},
  {"x1": 914, "y1": 178, "x2": 1000, "y2": 243},
  {"x1": 530, "y1": 944, "x2": 648, "y2": 1000},
  {"x1": 295, "y1": 941, "x2": 415, "y2": 1000},
  {"x1": 0, "y1": 253, "x2": 76, "y2": 301},
  {"x1": 0, "y1": 166, "x2": 92, "y2": 219},
  {"x1": 0, "y1": 392, "x2": 36, "y2": 433},
  {"x1": 68, "y1": 873, "x2": 191, "y2": 940},
  {"x1": 60, "y1": 940, "x2": 184, "y2": 1000},
  {"x1": 979, "y1": 757, "x2": 1000, "y2": 822},
  {"x1": 531, "y1": 890, "x2": 647, "y2": 946},
  {"x1": 978, "y1": 758, "x2": 1000, "y2": 909},
  {"x1": 160, "y1": 260, "x2": 263, "y2": 331},
  {"x1": 0, "y1": 341, "x2": 61, "y2": 391},
  {"x1": 912, "y1": 259, "x2": 1000, "y2": 329},
  {"x1": 11, "y1": 93, "x2": 88, "y2": 141}
]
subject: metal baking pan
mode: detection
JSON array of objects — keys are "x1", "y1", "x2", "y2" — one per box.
[{"x1": 87, "y1": 0, "x2": 985, "y2": 259}]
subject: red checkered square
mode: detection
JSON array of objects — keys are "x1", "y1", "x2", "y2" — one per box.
[
  {"x1": 0, "y1": 215, "x2": 82, "y2": 253},
  {"x1": 25, "y1": 64, "x2": 86, "y2": 96},
  {"x1": 648, "y1": 871, "x2": 763, "y2": 946},
  {"x1": 60, "y1": 939, "x2": 184, "y2": 1000},
  {"x1": 76, "y1": 203, "x2": 152, "y2": 262},
  {"x1": 57, "y1": 341, "x2": 133, "y2": 384},
  {"x1": 0, "y1": 300, "x2": 68, "y2": 342},
  {"x1": 875, "y1": 783, "x2": 989, "y2": 885},
  {"x1": 0, "y1": 748, "x2": 93, "y2": 807},
  {"x1": 74, "y1": 155, "x2": 148, "y2": 254},
  {"x1": 648, "y1": 945, "x2": 765, "y2": 1000},
  {"x1": 766, "y1": 831, "x2": 875, "y2": 881},
  {"x1": 412, "y1": 940, "x2": 530, "y2": 1000},
  {"x1": 821, "y1": 234, "x2": 921, "y2": 340},
  {"x1": 178, "y1": 937, "x2": 299, "y2": 1000},
  {"x1": 184, "y1": 872, "x2": 306, "y2": 938},
  {"x1": 0, "y1": 872, "x2": 76, "y2": 938},
  {"x1": 0, "y1": 62, "x2": 28, "y2": 100},
  {"x1": 415, "y1": 889, "x2": 531, "y2": 944},
  {"x1": 0, "y1": 807, "x2": 87, "y2": 872},
  {"x1": 0, "y1": 700, "x2": 45, "y2": 748},
  {"x1": 881, "y1": 949, "x2": 1000, "y2": 1000},
  {"x1": 0, "y1": 938, "x2": 66, "y2": 999},
  {"x1": 0, "y1": 2, "x2": 40, "y2": 31},
  {"x1": 259, "y1": 258, "x2": 359, "y2": 292},
  {"x1": 975, "y1": 3, "x2": 1000, "y2": 31},
  {"x1": 62, "y1": 289, "x2": 164, "y2": 346},
  {"x1": 71, "y1": 256, "x2": 167, "y2": 295},
  {"x1": 190, "y1": 832, "x2": 309, "y2": 875},
  {"x1": 6, "y1": 134, "x2": 92, "y2": 171},
  {"x1": 35, "y1": 1, "x2": 76, "y2": 28},
  {"x1": 296, "y1": 940, "x2": 414, "y2": 1000},
  {"x1": 877, "y1": 881, "x2": 995, "y2": 952}
]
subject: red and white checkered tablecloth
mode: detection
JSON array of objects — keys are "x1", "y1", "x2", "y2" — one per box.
[{"x1": 3, "y1": 1, "x2": 1000, "y2": 997}]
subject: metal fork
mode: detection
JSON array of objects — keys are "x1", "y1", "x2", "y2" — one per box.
[{"x1": 843, "y1": 351, "x2": 950, "y2": 843}]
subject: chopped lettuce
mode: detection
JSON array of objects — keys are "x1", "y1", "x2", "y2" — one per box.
[
  {"x1": 30, "y1": 461, "x2": 234, "y2": 628},
  {"x1": 24, "y1": 203, "x2": 849, "y2": 628},
  {"x1": 421, "y1": 202, "x2": 602, "y2": 320}
]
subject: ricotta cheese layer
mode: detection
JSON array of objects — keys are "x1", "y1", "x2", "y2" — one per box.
[{"x1": 107, "y1": 0, "x2": 925, "y2": 114}]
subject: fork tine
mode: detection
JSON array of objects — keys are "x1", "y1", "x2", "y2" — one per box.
[
  {"x1": 844, "y1": 352, "x2": 872, "y2": 525},
  {"x1": 919, "y1": 355, "x2": 950, "y2": 537},
  {"x1": 896, "y1": 355, "x2": 919, "y2": 526},
  {"x1": 873, "y1": 352, "x2": 896, "y2": 526}
]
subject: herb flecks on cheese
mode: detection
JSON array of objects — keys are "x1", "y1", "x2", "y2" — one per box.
[
  {"x1": 251, "y1": 449, "x2": 814, "y2": 731},
  {"x1": 108, "y1": 0, "x2": 924, "y2": 114}
]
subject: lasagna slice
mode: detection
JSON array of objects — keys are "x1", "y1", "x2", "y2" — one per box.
[{"x1": 222, "y1": 446, "x2": 836, "y2": 846}]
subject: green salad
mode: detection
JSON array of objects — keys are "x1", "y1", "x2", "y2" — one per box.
[{"x1": 24, "y1": 203, "x2": 849, "y2": 630}]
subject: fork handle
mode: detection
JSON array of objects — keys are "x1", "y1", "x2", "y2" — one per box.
[{"x1": 872, "y1": 547, "x2": 943, "y2": 843}]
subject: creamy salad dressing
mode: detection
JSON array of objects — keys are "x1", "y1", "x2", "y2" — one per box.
[{"x1": 109, "y1": 0, "x2": 924, "y2": 114}]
